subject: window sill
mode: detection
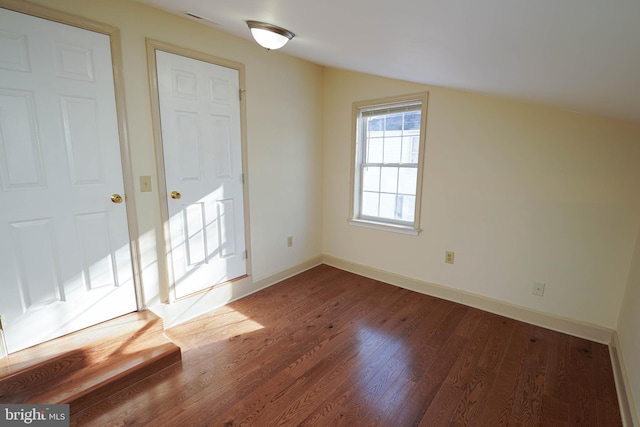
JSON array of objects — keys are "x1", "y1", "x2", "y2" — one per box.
[{"x1": 347, "y1": 218, "x2": 422, "y2": 236}]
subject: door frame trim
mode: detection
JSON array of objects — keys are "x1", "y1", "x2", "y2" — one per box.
[
  {"x1": 145, "y1": 38, "x2": 253, "y2": 303},
  {"x1": 0, "y1": 0, "x2": 145, "y2": 310}
]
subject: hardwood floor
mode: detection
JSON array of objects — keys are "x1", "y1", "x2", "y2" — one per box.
[{"x1": 72, "y1": 265, "x2": 622, "y2": 426}]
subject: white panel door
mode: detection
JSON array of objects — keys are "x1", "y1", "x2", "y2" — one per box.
[
  {"x1": 155, "y1": 50, "x2": 247, "y2": 299},
  {"x1": 0, "y1": 9, "x2": 136, "y2": 353}
]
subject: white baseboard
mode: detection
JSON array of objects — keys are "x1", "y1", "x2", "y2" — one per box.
[
  {"x1": 322, "y1": 254, "x2": 613, "y2": 344},
  {"x1": 150, "y1": 255, "x2": 323, "y2": 329},
  {"x1": 611, "y1": 331, "x2": 639, "y2": 427}
]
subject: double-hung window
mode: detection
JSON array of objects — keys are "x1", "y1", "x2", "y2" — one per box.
[{"x1": 349, "y1": 93, "x2": 428, "y2": 235}]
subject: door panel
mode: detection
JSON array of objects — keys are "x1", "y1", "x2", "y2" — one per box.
[
  {"x1": 9, "y1": 219, "x2": 64, "y2": 310},
  {"x1": 0, "y1": 8, "x2": 136, "y2": 353},
  {"x1": 155, "y1": 50, "x2": 247, "y2": 299},
  {"x1": 0, "y1": 89, "x2": 44, "y2": 189},
  {"x1": 61, "y1": 96, "x2": 103, "y2": 184}
]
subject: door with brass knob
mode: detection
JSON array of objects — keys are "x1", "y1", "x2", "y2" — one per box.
[
  {"x1": 0, "y1": 8, "x2": 137, "y2": 354},
  {"x1": 155, "y1": 49, "x2": 247, "y2": 300}
]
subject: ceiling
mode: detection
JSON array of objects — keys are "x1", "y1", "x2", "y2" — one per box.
[{"x1": 139, "y1": 0, "x2": 640, "y2": 123}]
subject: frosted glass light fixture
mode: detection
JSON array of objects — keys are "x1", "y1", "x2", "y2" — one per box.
[{"x1": 246, "y1": 20, "x2": 295, "y2": 50}]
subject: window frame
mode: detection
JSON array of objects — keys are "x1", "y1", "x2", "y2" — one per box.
[{"x1": 348, "y1": 92, "x2": 428, "y2": 235}]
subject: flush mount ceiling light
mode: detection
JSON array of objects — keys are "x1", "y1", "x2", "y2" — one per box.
[{"x1": 246, "y1": 20, "x2": 295, "y2": 50}]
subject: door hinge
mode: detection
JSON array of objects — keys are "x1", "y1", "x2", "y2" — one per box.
[
  {"x1": 239, "y1": 88, "x2": 246, "y2": 101},
  {"x1": 243, "y1": 250, "x2": 248, "y2": 260},
  {"x1": 241, "y1": 173, "x2": 245, "y2": 185}
]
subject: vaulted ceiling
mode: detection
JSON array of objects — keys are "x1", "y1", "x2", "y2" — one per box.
[{"x1": 139, "y1": 0, "x2": 640, "y2": 123}]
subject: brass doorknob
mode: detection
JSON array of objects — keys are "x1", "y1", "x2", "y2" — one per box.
[
  {"x1": 111, "y1": 194, "x2": 123, "y2": 203},
  {"x1": 171, "y1": 191, "x2": 182, "y2": 200}
]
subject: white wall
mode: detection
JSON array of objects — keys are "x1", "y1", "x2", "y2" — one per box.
[
  {"x1": 323, "y1": 68, "x2": 640, "y2": 329},
  {"x1": 29, "y1": 0, "x2": 324, "y2": 308},
  {"x1": 618, "y1": 228, "x2": 640, "y2": 422}
]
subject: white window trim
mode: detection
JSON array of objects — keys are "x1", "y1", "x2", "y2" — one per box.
[
  {"x1": 347, "y1": 218, "x2": 422, "y2": 236},
  {"x1": 349, "y1": 92, "x2": 429, "y2": 235}
]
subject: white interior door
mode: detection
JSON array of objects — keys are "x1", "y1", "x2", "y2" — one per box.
[
  {"x1": 0, "y1": 9, "x2": 136, "y2": 353},
  {"x1": 155, "y1": 50, "x2": 247, "y2": 299}
]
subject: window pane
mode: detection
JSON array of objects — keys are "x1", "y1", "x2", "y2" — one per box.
[
  {"x1": 398, "y1": 167, "x2": 417, "y2": 195},
  {"x1": 385, "y1": 114, "x2": 402, "y2": 131},
  {"x1": 397, "y1": 195, "x2": 416, "y2": 222},
  {"x1": 404, "y1": 111, "x2": 421, "y2": 130},
  {"x1": 411, "y1": 136, "x2": 420, "y2": 163},
  {"x1": 362, "y1": 192, "x2": 379, "y2": 217},
  {"x1": 367, "y1": 138, "x2": 383, "y2": 163},
  {"x1": 368, "y1": 117, "x2": 383, "y2": 132},
  {"x1": 383, "y1": 137, "x2": 401, "y2": 163},
  {"x1": 380, "y1": 167, "x2": 398, "y2": 193},
  {"x1": 379, "y1": 193, "x2": 397, "y2": 219},
  {"x1": 362, "y1": 166, "x2": 380, "y2": 192},
  {"x1": 401, "y1": 135, "x2": 419, "y2": 163}
]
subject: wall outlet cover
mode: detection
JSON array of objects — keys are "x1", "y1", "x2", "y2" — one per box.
[
  {"x1": 532, "y1": 282, "x2": 546, "y2": 296},
  {"x1": 445, "y1": 251, "x2": 455, "y2": 264}
]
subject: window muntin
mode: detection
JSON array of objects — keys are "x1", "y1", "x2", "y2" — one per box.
[{"x1": 351, "y1": 94, "x2": 427, "y2": 233}]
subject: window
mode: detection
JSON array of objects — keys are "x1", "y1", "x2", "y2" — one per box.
[{"x1": 349, "y1": 93, "x2": 428, "y2": 235}]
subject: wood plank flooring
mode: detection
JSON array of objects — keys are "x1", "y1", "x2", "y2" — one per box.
[{"x1": 72, "y1": 265, "x2": 622, "y2": 426}]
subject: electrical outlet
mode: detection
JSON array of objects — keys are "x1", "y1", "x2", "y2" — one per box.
[
  {"x1": 140, "y1": 176, "x2": 152, "y2": 192},
  {"x1": 532, "y1": 282, "x2": 546, "y2": 297},
  {"x1": 445, "y1": 251, "x2": 455, "y2": 264},
  {"x1": 287, "y1": 236, "x2": 293, "y2": 247}
]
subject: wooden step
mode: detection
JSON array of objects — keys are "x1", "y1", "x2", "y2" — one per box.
[{"x1": 0, "y1": 310, "x2": 181, "y2": 414}]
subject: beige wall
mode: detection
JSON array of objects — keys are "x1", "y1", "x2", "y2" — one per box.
[
  {"x1": 618, "y1": 228, "x2": 640, "y2": 422},
  {"x1": 25, "y1": 0, "x2": 324, "y2": 307},
  {"x1": 322, "y1": 68, "x2": 640, "y2": 329}
]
